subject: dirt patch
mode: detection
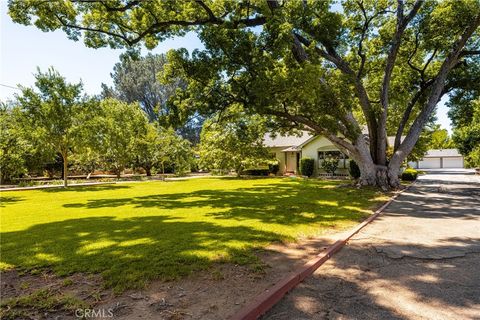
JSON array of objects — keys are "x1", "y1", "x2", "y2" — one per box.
[
  {"x1": 0, "y1": 270, "x2": 110, "y2": 319},
  {"x1": 1, "y1": 237, "x2": 335, "y2": 319}
]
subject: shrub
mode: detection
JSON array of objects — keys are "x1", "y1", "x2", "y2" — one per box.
[
  {"x1": 300, "y1": 158, "x2": 315, "y2": 177},
  {"x1": 321, "y1": 158, "x2": 339, "y2": 176},
  {"x1": 348, "y1": 160, "x2": 361, "y2": 179},
  {"x1": 401, "y1": 168, "x2": 419, "y2": 181},
  {"x1": 268, "y1": 162, "x2": 280, "y2": 175}
]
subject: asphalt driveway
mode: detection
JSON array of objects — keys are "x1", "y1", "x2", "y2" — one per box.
[{"x1": 264, "y1": 169, "x2": 480, "y2": 320}]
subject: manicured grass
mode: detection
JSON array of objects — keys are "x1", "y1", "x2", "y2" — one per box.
[{"x1": 0, "y1": 178, "x2": 386, "y2": 292}]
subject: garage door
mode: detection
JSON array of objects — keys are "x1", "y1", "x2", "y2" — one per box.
[
  {"x1": 418, "y1": 157, "x2": 441, "y2": 169},
  {"x1": 442, "y1": 157, "x2": 464, "y2": 168}
]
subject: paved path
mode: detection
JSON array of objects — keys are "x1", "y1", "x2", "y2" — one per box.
[{"x1": 264, "y1": 170, "x2": 480, "y2": 320}]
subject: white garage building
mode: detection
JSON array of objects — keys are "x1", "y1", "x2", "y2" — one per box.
[{"x1": 409, "y1": 149, "x2": 464, "y2": 169}]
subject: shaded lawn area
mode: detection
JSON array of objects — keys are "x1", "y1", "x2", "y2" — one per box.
[{"x1": 0, "y1": 178, "x2": 387, "y2": 292}]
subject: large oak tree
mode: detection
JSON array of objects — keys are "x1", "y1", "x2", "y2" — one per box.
[{"x1": 9, "y1": 0, "x2": 480, "y2": 189}]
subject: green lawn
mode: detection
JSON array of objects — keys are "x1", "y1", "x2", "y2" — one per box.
[{"x1": 0, "y1": 178, "x2": 386, "y2": 292}]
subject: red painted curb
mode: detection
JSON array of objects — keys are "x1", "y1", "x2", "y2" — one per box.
[{"x1": 230, "y1": 184, "x2": 414, "y2": 320}]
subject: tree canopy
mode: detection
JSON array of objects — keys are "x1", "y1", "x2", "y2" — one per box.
[
  {"x1": 102, "y1": 52, "x2": 204, "y2": 144},
  {"x1": 0, "y1": 104, "x2": 31, "y2": 184},
  {"x1": 8, "y1": 0, "x2": 480, "y2": 188},
  {"x1": 14, "y1": 68, "x2": 89, "y2": 186},
  {"x1": 102, "y1": 53, "x2": 182, "y2": 123},
  {"x1": 452, "y1": 98, "x2": 480, "y2": 167},
  {"x1": 88, "y1": 98, "x2": 149, "y2": 177},
  {"x1": 199, "y1": 108, "x2": 272, "y2": 175}
]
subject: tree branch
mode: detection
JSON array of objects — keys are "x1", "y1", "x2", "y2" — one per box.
[
  {"x1": 460, "y1": 50, "x2": 480, "y2": 57},
  {"x1": 393, "y1": 78, "x2": 434, "y2": 150},
  {"x1": 267, "y1": 110, "x2": 358, "y2": 156},
  {"x1": 293, "y1": 31, "x2": 379, "y2": 160},
  {"x1": 195, "y1": 0, "x2": 221, "y2": 23},
  {"x1": 377, "y1": 0, "x2": 423, "y2": 164},
  {"x1": 355, "y1": 1, "x2": 391, "y2": 79},
  {"x1": 391, "y1": 12, "x2": 480, "y2": 169}
]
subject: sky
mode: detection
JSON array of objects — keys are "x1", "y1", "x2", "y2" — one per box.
[{"x1": 0, "y1": 1, "x2": 453, "y2": 133}]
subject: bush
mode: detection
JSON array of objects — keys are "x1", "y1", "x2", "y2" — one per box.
[
  {"x1": 300, "y1": 158, "x2": 315, "y2": 177},
  {"x1": 401, "y1": 168, "x2": 419, "y2": 181},
  {"x1": 268, "y1": 162, "x2": 280, "y2": 175},
  {"x1": 348, "y1": 160, "x2": 361, "y2": 179},
  {"x1": 321, "y1": 158, "x2": 339, "y2": 176}
]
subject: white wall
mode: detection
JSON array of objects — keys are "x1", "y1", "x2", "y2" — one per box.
[
  {"x1": 300, "y1": 136, "x2": 348, "y2": 175},
  {"x1": 269, "y1": 147, "x2": 286, "y2": 175}
]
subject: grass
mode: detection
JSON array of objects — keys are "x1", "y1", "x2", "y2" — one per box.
[
  {"x1": 0, "y1": 289, "x2": 89, "y2": 320},
  {"x1": 0, "y1": 177, "x2": 387, "y2": 292}
]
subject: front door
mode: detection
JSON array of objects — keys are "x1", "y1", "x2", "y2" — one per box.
[{"x1": 286, "y1": 152, "x2": 298, "y2": 173}]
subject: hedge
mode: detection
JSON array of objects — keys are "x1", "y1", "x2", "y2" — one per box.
[
  {"x1": 401, "y1": 168, "x2": 419, "y2": 181},
  {"x1": 300, "y1": 158, "x2": 315, "y2": 177}
]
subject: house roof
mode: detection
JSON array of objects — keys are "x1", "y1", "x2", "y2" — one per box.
[
  {"x1": 263, "y1": 131, "x2": 313, "y2": 148},
  {"x1": 424, "y1": 149, "x2": 462, "y2": 157}
]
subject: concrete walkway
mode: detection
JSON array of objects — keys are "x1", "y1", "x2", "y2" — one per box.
[{"x1": 264, "y1": 170, "x2": 480, "y2": 320}]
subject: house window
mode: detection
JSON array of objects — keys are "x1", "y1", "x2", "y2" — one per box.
[{"x1": 318, "y1": 151, "x2": 349, "y2": 169}]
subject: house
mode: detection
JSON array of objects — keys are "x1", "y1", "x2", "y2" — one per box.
[
  {"x1": 264, "y1": 133, "x2": 464, "y2": 176},
  {"x1": 264, "y1": 132, "x2": 351, "y2": 176},
  {"x1": 408, "y1": 149, "x2": 464, "y2": 169}
]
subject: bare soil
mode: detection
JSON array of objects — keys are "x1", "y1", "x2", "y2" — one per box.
[{"x1": 1, "y1": 236, "x2": 336, "y2": 320}]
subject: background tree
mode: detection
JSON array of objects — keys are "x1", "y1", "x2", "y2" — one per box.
[
  {"x1": 169, "y1": 132, "x2": 194, "y2": 176},
  {"x1": 102, "y1": 53, "x2": 180, "y2": 122},
  {"x1": 428, "y1": 125, "x2": 454, "y2": 149},
  {"x1": 199, "y1": 109, "x2": 271, "y2": 176},
  {"x1": 0, "y1": 104, "x2": 30, "y2": 184},
  {"x1": 14, "y1": 68, "x2": 86, "y2": 187},
  {"x1": 71, "y1": 147, "x2": 100, "y2": 177},
  {"x1": 452, "y1": 98, "x2": 480, "y2": 167},
  {"x1": 447, "y1": 62, "x2": 480, "y2": 128},
  {"x1": 132, "y1": 123, "x2": 192, "y2": 176},
  {"x1": 91, "y1": 98, "x2": 148, "y2": 178},
  {"x1": 102, "y1": 53, "x2": 204, "y2": 145},
  {"x1": 133, "y1": 123, "x2": 161, "y2": 177},
  {"x1": 9, "y1": 0, "x2": 480, "y2": 189}
]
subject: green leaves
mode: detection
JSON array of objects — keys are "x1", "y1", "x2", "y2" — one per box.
[
  {"x1": 7, "y1": 0, "x2": 480, "y2": 183},
  {"x1": 199, "y1": 108, "x2": 271, "y2": 175},
  {"x1": 88, "y1": 98, "x2": 147, "y2": 176},
  {"x1": 452, "y1": 98, "x2": 480, "y2": 167},
  {"x1": 0, "y1": 104, "x2": 31, "y2": 183}
]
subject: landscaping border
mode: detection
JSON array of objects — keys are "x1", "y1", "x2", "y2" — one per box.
[{"x1": 230, "y1": 183, "x2": 415, "y2": 320}]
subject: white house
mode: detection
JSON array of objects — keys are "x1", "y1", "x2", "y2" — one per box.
[
  {"x1": 264, "y1": 132, "x2": 464, "y2": 176},
  {"x1": 264, "y1": 132, "x2": 351, "y2": 176}
]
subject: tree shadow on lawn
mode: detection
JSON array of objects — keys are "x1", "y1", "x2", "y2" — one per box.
[
  {"x1": 0, "y1": 216, "x2": 281, "y2": 293},
  {"x1": 0, "y1": 196, "x2": 24, "y2": 207},
  {"x1": 382, "y1": 184, "x2": 480, "y2": 220},
  {"x1": 62, "y1": 180, "x2": 383, "y2": 226}
]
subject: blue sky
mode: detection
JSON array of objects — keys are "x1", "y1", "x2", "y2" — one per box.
[{"x1": 0, "y1": 1, "x2": 452, "y2": 132}]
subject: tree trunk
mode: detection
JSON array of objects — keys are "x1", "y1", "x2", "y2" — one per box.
[
  {"x1": 236, "y1": 164, "x2": 243, "y2": 177},
  {"x1": 145, "y1": 166, "x2": 152, "y2": 177},
  {"x1": 62, "y1": 153, "x2": 68, "y2": 188},
  {"x1": 358, "y1": 162, "x2": 400, "y2": 191},
  {"x1": 348, "y1": 136, "x2": 401, "y2": 190}
]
